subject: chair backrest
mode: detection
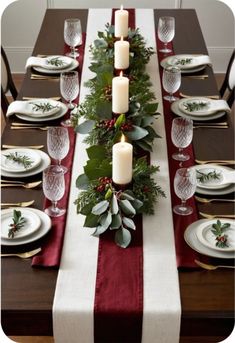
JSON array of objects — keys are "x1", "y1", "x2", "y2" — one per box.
[
  {"x1": 220, "y1": 50, "x2": 235, "y2": 108},
  {"x1": 1, "y1": 46, "x2": 18, "y2": 115}
]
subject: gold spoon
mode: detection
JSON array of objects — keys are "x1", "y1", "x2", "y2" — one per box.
[
  {"x1": 195, "y1": 196, "x2": 235, "y2": 203},
  {"x1": 180, "y1": 92, "x2": 220, "y2": 99},
  {"x1": 195, "y1": 260, "x2": 235, "y2": 270},
  {"x1": 1, "y1": 200, "x2": 35, "y2": 208},
  {"x1": 1, "y1": 248, "x2": 41, "y2": 258},
  {"x1": 1, "y1": 181, "x2": 42, "y2": 189},
  {"x1": 195, "y1": 159, "x2": 235, "y2": 165},
  {"x1": 2, "y1": 144, "x2": 44, "y2": 149},
  {"x1": 199, "y1": 211, "x2": 235, "y2": 219}
]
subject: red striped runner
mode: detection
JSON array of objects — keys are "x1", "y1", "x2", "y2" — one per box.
[
  {"x1": 156, "y1": 37, "x2": 200, "y2": 268},
  {"x1": 94, "y1": 10, "x2": 143, "y2": 343},
  {"x1": 32, "y1": 33, "x2": 86, "y2": 267}
]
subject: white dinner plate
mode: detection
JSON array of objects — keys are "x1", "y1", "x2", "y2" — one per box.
[
  {"x1": 33, "y1": 58, "x2": 79, "y2": 74},
  {"x1": 171, "y1": 100, "x2": 226, "y2": 121},
  {"x1": 160, "y1": 55, "x2": 206, "y2": 74},
  {"x1": 1, "y1": 208, "x2": 41, "y2": 240},
  {"x1": 1, "y1": 207, "x2": 51, "y2": 246},
  {"x1": 195, "y1": 219, "x2": 235, "y2": 252},
  {"x1": 43, "y1": 55, "x2": 73, "y2": 70},
  {"x1": 1, "y1": 150, "x2": 50, "y2": 178},
  {"x1": 16, "y1": 102, "x2": 68, "y2": 122},
  {"x1": 184, "y1": 219, "x2": 235, "y2": 259},
  {"x1": 1, "y1": 148, "x2": 41, "y2": 173}
]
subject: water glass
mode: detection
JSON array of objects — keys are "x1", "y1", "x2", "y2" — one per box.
[
  {"x1": 158, "y1": 16, "x2": 175, "y2": 53},
  {"x1": 162, "y1": 66, "x2": 181, "y2": 102},
  {"x1": 173, "y1": 168, "x2": 196, "y2": 216},
  {"x1": 64, "y1": 18, "x2": 82, "y2": 58},
  {"x1": 47, "y1": 127, "x2": 70, "y2": 173},
  {"x1": 43, "y1": 165, "x2": 66, "y2": 217},
  {"x1": 60, "y1": 71, "x2": 79, "y2": 126},
  {"x1": 171, "y1": 117, "x2": 193, "y2": 163}
]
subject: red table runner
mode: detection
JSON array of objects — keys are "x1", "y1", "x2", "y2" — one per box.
[
  {"x1": 94, "y1": 9, "x2": 143, "y2": 343},
  {"x1": 32, "y1": 34, "x2": 86, "y2": 267}
]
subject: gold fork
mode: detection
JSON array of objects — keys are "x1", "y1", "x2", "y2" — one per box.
[
  {"x1": 184, "y1": 75, "x2": 209, "y2": 79},
  {"x1": 1, "y1": 181, "x2": 42, "y2": 189},
  {"x1": 1, "y1": 247, "x2": 41, "y2": 258},
  {"x1": 180, "y1": 92, "x2": 220, "y2": 99},
  {"x1": 195, "y1": 196, "x2": 235, "y2": 203},
  {"x1": 23, "y1": 96, "x2": 61, "y2": 101},
  {"x1": 199, "y1": 211, "x2": 235, "y2": 219},
  {"x1": 193, "y1": 125, "x2": 228, "y2": 129},
  {"x1": 195, "y1": 260, "x2": 235, "y2": 270},
  {"x1": 2, "y1": 144, "x2": 44, "y2": 149},
  {"x1": 11, "y1": 126, "x2": 49, "y2": 131},
  {"x1": 1, "y1": 200, "x2": 35, "y2": 207},
  {"x1": 195, "y1": 159, "x2": 235, "y2": 165}
]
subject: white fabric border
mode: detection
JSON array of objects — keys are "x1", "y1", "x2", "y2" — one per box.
[
  {"x1": 53, "y1": 8, "x2": 181, "y2": 343},
  {"x1": 53, "y1": 9, "x2": 112, "y2": 343},
  {"x1": 135, "y1": 9, "x2": 181, "y2": 343}
]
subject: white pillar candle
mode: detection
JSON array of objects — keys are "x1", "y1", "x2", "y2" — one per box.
[
  {"x1": 114, "y1": 6, "x2": 129, "y2": 38},
  {"x1": 112, "y1": 74, "x2": 129, "y2": 114},
  {"x1": 114, "y1": 38, "x2": 130, "y2": 70},
  {"x1": 112, "y1": 140, "x2": 133, "y2": 185}
]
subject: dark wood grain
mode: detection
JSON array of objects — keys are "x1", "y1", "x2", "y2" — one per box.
[{"x1": 1, "y1": 9, "x2": 234, "y2": 340}]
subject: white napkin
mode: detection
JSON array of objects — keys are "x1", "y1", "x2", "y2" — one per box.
[
  {"x1": 6, "y1": 100, "x2": 60, "y2": 117},
  {"x1": 25, "y1": 56, "x2": 71, "y2": 70},
  {"x1": 168, "y1": 54, "x2": 212, "y2": 69},
  {"x1": 180, "y1": 98, "x2": 231, "y2": 116}
]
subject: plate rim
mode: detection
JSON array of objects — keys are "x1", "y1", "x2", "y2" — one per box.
[
  {"x1": 16, "y1": 102, "x2": 68, "y2": 122},
  {"x1": 1, "y1": 148, "x2": 42, "y2": 173},
  {"x1": 33, "y1": 58, "x2": 79, "y2": 74}
]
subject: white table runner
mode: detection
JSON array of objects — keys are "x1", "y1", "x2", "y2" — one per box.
[{"x1": 53, "y1": 9, "x2": 181, "y2": 343}]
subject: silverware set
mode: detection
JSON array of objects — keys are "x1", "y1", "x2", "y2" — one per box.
[{"x1": 31, "y1": 73, "x2": 59, "y2": 81}]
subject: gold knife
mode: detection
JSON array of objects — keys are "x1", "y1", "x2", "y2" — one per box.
[{"x1": 2, "y1": 144, "x2": 44, "y2": 149}]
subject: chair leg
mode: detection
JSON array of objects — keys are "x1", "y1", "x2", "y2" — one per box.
[{"x1": 1, "y1": 86, "x2": 10, "y2": 117}]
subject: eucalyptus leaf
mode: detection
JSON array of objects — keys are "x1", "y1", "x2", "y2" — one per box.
[
  {"x1": 92, "y1": 225, "x2": 109, "y2": 237},
  {"x1": 94, "y1": 39, "x2": 108, "y2": 48},
  {"x1": 84, "y1": 213, "x2": 99, "y2": 227},
  {"x1": 111, "y1": 194, "x2": 119, "y2": 214},
  {"x1": 111, "y1": 214, "x2": 122, "y2": 229},
  {"x1": 115, "y1": 227, "x2": 131, "y2": 248},
  {"x1": 92, "y1": 200, "x2": 109, "y2": 215},
  {"x1": 126, "y1": 125, "x2": 148, "y2": 141},
  {"x1": 120, "y1": 192, "x2": 135, "y2": 201},
  {"x1": 136, "y1": 140, "x2": 153, "y2": 152},
  {"x1": 76, "y1": 174, "x2": 90, "y2": 190},
  {"x1": 141, "y1": 116, "x2": 154, "y2": 127},
  {"x1": 99, "y1": 211, "x2": 112, "y2": 229},
  {"x1": 119, "y1": 199, "x2": 136, "y2": 216},
  {"x1": 75, "y1": 120, "x2": 96, "y2": 134},
  {"x1": 123, "y1": 217, "x2": 136, "y2": 230},
  {"x1": 131, "y1": 199, "x2": 143, "y2": 211}
]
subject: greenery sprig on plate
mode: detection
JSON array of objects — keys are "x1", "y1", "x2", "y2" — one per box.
[
  {"x1": 176, "y1": 58, "x2": 192, "y2": 65},
  {"x1": 211, "y1": 219, "x2": 230, "y2": 248},
  {"x1": 29, "y1": 102, "x2": 59, "y2": 113},
  {"x1": 196, "y1": 169, "x2": 221, "y2": 183},
  {"x1": 72, "y1": 24, "x2": 161, "y2": 152},
  {"x1": 8, "y1": 210, "x2": 26, "y2": 238},
  {"x1": 75, "y1": 145, "x2": 165, "y2": 248},
  {"x1": 183, "y1": 101, "x2": 208, "y2": 112},
  {"x1": 46, "y1": 57, "x2": 66, "y2": 67},
  {"x1": 4, "y1": 152, "x2": 33, "y2": 169}
]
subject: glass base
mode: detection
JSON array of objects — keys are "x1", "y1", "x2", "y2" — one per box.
[
  {"x1": 159, "y1": 48, "x2": 172, "y2": 53},
  {"x1": 173, "y1": 204, "x2": 193, "y2": 216},
  {"x1": 67, "y1": 102, "x2": 76, "y2": 109},
  {"x1": 164, "y1": 95, "x2": 179, "y2": 102},
  {"x1": 65, "y1": 51, "x2": 80, "y2": 58},
  {"x1": 172, "y1": 152, "x2": 190, "y2": 162},
  {"x1": 45, "y1": 206, "x2": 66, "y2": 217},
  {"x1": 61, "y1": 118, "x2": 72, "y2": 127}
]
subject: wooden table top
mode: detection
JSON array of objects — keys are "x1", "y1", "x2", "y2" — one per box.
[{"x1": 1, "y1": 9, "x2": 234, "y2": 340}]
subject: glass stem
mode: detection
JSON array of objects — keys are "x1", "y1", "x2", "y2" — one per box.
[
  {"x1": 180, "y1": 200, "x2": 186, "y2": 210},
  {"x1": 52, "y1": 201, "x2": 58, "y2": 212}
]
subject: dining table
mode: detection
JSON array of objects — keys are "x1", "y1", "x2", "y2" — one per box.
[{"x1": 1, "y1": 8, "x2": 234, "y2": 342}]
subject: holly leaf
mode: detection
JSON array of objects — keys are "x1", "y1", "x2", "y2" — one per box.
[
  {"x1": 86, "y1": 145, "x2": 107, "y2": 160},
  {"x1": 84, "y1": 213, "x2": 99, "y2": 227},
  {"x1": 115, "y1": 227, "x2": 131, "y2": 248}
]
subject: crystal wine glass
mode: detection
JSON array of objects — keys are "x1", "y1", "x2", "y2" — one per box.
[
  {"x1": 60, "y1": 71, "x2": 79, "y2": 126},
  {"x1": 158, "y1": 16, "x2": 175, "y2": 53},
  {"x1": 173, "y1": 167, "x2": 196, "y2": 216},
  {"x1": 43, "y1": 165, "x2": 66, "y2": 217},
  {"x1": 171, "y1": 117, "x2": 193, "y2": 164},
  {"x1": 64, "y1": 18, "x2": 82, "y2": 58},
  {"x1": 47, "y1": 127, "x2": 70, "y2": 173},
  {"x1": 162, "y1": 66, "x2": 181, "y2": 102}
]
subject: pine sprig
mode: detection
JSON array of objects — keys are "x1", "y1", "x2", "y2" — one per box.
[
  {"x1": 196, "y1": 169, "x2": 221, "y2": 183},
  {"x1": 4, "y1": 152, "x2": 33, "y2": 169},
  {"x1": 29, "y1": 102, "x2": 59, "y2": 113},
  {"x1": 211, "y1": 220, "x2": 230, "y2": 248},
  {"x1": 176, "y1": 58, "x2": 192, "y2": 65},
  {"x1": 183, "y1": 101, "x2": 208, "y2": 112},
  {"x1": 8, "y1": 210, "x2": 26, "y2": 238},
  {"x1": 46, "y1": 57, "x2": 66, "y2": 67}
]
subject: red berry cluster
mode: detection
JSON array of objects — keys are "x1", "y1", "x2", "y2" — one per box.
[
  {"x1": 95, "y1": 177, "x2": 112, "y2": 192},
  {"x1": 99, "y1": 118, "x2": 116, "y2": 130},
  {"x1": 216, "y1": 235, "x2": 227, "y2": 243},
  {"x1": 121, "y1": 121, "x2": 133, "y2": 132},
  {"x1": 143, "y1": 186, "x2": 150, "y2": 193}
]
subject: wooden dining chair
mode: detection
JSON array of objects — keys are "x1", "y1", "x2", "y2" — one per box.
[
  {"x1": 220, "y1": 50, "x2": 235, "y2": 108},
  {"x1": 1, "y1": 45, "x2": 18, "y2": 115}
]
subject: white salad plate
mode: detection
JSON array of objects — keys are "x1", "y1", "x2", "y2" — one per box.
[
  {"x1": 160, "y1": 54, "x2": 207, "y2": 74},
  {"x1": 33, "y1": 58, "x2": 79, "y2": 74},
  {"x1": 184, "y1": 219, "x2": 235, "y2": 259},
  {"x1": 1, "y1": 148, "x2": 41, "y2": 173},
  {"x1": 16, "y1": 101, "x2": 68, "y2": 122},
  {"x1": 1, "y1": 208, "x2": 51, "y2": 246},
  {"x1": 1, "y1": 208, "x2": 41, "y2": 240},
  {"x1": 171, "y1": 100, "x2": 226, "y2": 121},
  {"x1": 42, "y1": 55, "x2": 73, "y2": 70},
  {"x1": 1, "y1": 150, "x2": 50, "y2": 178},
  {"x1": 195, "y1": 219, "x2": 235, "y2": 252}
]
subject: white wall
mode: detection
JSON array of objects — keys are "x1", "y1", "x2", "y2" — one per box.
[{"x1": 1, "y1": 0, "x2": 234, "y2": 73}]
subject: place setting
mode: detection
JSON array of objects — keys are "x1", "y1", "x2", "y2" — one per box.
[
  {"x1": 1, "y1": 148, "x2": 51, "y2": 178},
  {"x1": 160, "y1": 54, "x2": 212, "y2": 74}
]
